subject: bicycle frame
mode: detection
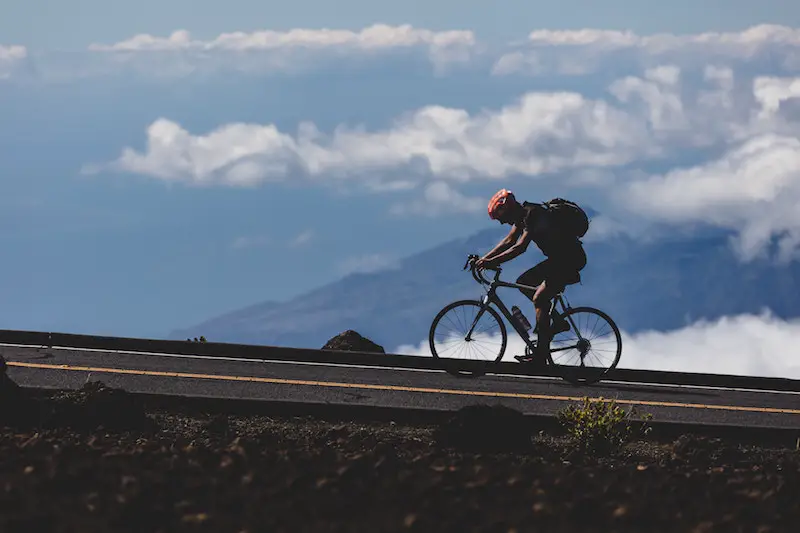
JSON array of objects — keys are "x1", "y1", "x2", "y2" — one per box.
[{"x1": 463, "y1": 257, "x2": 584, "y2": 358}]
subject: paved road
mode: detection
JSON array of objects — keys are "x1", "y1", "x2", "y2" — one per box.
[{"x1": 3, "y1": 343, "x2": 800, "y2": 429}]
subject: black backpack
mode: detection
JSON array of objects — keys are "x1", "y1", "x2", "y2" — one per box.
[{"x1": 540, "y1": 198, "x2": 590, "y2": 238}]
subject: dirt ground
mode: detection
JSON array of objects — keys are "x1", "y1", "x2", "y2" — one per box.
[{"x1": 1, "y1": 379, "x2": 798, "y2": 533}]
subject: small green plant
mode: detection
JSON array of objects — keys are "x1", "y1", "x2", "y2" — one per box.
[
  {"x1": 557, "y1": 396, "x2": 653, "y2": 454},
  {"x1": 187, "y1": 336, "x2": 207, "y2": 343}
]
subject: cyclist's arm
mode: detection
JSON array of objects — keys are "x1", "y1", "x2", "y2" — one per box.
[
  {"x1": 486, "y1": 228, "x2": 532, "y2": 265},
  {"x1": 481, "y1": 225, "x2": 521, "y2": 261}
]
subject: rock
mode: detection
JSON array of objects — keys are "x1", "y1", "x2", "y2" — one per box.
[
  {"x1": 45, "y1": 380, "x2": 152, "y2": 432},
  {"x1": 0, "y1": 371, "x2": 152, "y2": 431},
  {"x1": 671, "y1": 434, "x2": 743, "y2": 465},
  {"x1": 0, "y1": 355, "x2": 22, "y2": 398},
  {"x1": 0, "y1": 370, "x2": 21, "y2": 397},
  {"x1": 0, "y1": 355, "x2": 41, "y2": 426},
  {"x1": 321, "y1": 330, "x2": 385, "y2": 354}
]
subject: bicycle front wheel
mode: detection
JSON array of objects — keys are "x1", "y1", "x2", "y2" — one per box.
[
  {"x1": 428, "y1": 299, "x2": 507, "y2": 377},
  {"x1": 547, "y1": 306, "x2": 622, "y2": 385}
]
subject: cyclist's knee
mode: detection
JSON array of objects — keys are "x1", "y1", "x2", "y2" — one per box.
[
  {"x1": 534, "y1": 282, "x2": 560, "y2": 307},
  {"x1": 518, "y1": 278, "x2": 540, "y2": 302}
]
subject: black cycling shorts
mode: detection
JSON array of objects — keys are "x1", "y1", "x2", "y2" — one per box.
[{"x1": 516, "y1": 246, "x2": 586, "y2": 300}]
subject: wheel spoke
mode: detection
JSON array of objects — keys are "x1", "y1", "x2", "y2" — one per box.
[
  {"x1": 547, "y1": 306, "x2": 622, "y2": 385},
  {"x1": 429, "y1": 300, "x2": 508, "y2": 375}
]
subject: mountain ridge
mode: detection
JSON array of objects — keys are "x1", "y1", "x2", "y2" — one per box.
[{"x1": 169, "y1": 224, "x2": 800, "y2": 351}]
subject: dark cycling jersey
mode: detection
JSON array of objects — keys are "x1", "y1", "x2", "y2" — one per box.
[{"x1": 516, "y1": 201, "x2": 583, "y2": 258}]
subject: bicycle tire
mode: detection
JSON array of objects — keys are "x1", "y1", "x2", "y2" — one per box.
[
  {"x1": 428, "y1": 299, "x2": 507, "y2": 378},
  {"x1": 546, "y1": 306, "x2": 622, "y2": 386}
]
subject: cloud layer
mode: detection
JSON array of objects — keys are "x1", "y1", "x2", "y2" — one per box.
[
  {"x1": 396, "y1": 310, "x2": 800, "y2": 380},
  {"x1": 89, "y1": 25, "x2": 475, "y2": 53},
  {"x1": 624, "y1": 134, "x2": 800, "y2": 262},
  {"x1": 4, "y1": 23, "x2": 800, "y2": 81},
  {"x1": 83, "y1": 25, "x2": 478, "y2": 74},
  {"x1": 74, "y1": 23, "x2": 800, "y2": 80},
  {"x1": 0, "y1": 44, "x2": 26, "y2": 79},
  {"x1": 85, "y1": 67, "x2": 741, "y2": 185},
  {"x1": 493, "y1": 24, "x2": 800, "y2": 76}
]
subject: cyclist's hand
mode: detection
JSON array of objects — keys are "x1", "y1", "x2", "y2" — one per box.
[{"x1": 475, "y1": 257, "x2": 494, "y2": 270}]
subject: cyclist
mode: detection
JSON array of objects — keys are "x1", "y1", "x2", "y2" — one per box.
[{"x1": 475, "y1": 189, "x2": 586, "y2": 365}]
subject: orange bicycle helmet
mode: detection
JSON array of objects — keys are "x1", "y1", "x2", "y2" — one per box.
[{"x1": 488, "y1": 188, "x2": 515, "y2": 220}]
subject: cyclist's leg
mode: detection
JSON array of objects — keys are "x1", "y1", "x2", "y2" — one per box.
[
  {"x1": 517, "y1": 260, "x2": 562, "y2": 361},
  {"x1": 532, "y1": 277, "x2": 562, "y2": 359},
  {"x1": 514, "y1": 261, "x2": 549, "y2": 364},
  {"x1": 550, "y1": 246, "x2": 587, "y2": 333},
  {"x1": 518, "y1": 260, "x2": 559, "y2": 337}
]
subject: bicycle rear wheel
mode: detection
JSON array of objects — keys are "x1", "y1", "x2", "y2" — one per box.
[
  {"x1": 546, "y1": 306, "x2": 622, "y2": 385},
  {"x1": 428, "y1": 299, "x2": 507, "y2": 377}
]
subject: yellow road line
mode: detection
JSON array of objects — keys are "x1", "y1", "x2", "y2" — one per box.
[{"x1": 8, "y1": 360, "x2": 800, "y2": 415}]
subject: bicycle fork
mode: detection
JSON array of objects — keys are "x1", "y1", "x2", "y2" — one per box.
[{"x1": 464, "y1": 295, "x2": 492, "y2": 342}]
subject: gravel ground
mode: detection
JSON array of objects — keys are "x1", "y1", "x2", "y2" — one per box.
[{"x1": 1, "y1": 378, "x2": 798, "y2": 533}]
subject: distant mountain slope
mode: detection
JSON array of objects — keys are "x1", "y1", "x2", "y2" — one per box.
[
  {"x1": 171, "y1": 300, "x2": 283, "y2": 341},
  {"x1": 169, "y1": 226, "x2": 800, "y2": 351}
]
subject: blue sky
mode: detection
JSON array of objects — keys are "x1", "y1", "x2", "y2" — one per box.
[{"x1": 1, "y1": 1, "x2": 800, "y2": 339}]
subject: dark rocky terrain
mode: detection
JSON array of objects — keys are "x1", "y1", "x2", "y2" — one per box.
[
  {"x1": 321, "y1": 329, "x2": 386, "y2": 353},
  {"x1": 1, "y1": 364, "x2": 798, "y2": 532}
]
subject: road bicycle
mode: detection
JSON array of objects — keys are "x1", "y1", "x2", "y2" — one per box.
[{"x1": 428, "y1": 254, "x2": 622, "y2": 385}]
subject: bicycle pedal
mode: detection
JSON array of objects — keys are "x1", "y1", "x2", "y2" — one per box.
[{"x1": 514, "y1": 354, "x2": 547, "y2": 367}]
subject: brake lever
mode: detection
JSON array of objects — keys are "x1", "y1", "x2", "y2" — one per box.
[{"x1": 463, "y1": 254, "x2": 478, "y2": 270}]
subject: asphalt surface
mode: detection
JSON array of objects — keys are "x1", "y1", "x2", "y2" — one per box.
[{"x1": 3, "y1": 342, "x2": 800, "y2": 429}]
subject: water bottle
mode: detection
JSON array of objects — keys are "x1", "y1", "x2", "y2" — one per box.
[{"x1": 511, "y1": 305, "x2": 532, "y2": 331}]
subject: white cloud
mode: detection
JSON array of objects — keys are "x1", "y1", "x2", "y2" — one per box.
[
  {"x1": 395, "y1": 310, "x2": 800, "y2": 380},
  {"x1": 86, "y1": 119, "x2": 301, "y2": 187},
  {"x1": 337, "y1": 253, "x2": 400, "y2": 276},
  {"x1": 607, "y1": 65, "x2": 688, "y2": 132},
  {"x1": 608, "y1": 73, "x2": 800, "y2": 261},
  {"x1": 82, "y1": 90, "x2": 654, "y2": 186},
  {"x1": 754, "y1": 76, "x2": 800, "y2": 118},
  {"x1": 82, "y1": 66, "x2": 800, "y2": 256},
  {"x1": 579, "y1": 214, "x2": 628, "y2": 242},
  {"x1": 83, "y1": 65, "x2": 768, "y2": 186},
  {"x1": 290, "y1": 229, "x2": 314, "y2": 247},
  {"x1": 493, "y1": 24, "x2": 800, "y2": 76},
  {"x1": 389, "y1": 182, "x2": 484, "y2": 217},
  {"x1": 85, "y1": 25, "x2": 477, "y2": 74},
  {"x1": 89, "y1": 62, "x2": 787, "y2": 189},
  {"x1": 89, "y1": 25, "x2": 475, "y2": 53},
  {"x1": 0, "y1": 45, "x2": 26, "y2": 61},
  {"x1": 622, "y1": 133, "x2": 800, "y2": 262},
  {"x1": 3, "y1": 24, "x2": 800, "y2": 82},
  {"x1": 0, "y1": 45, "x2": 26, "y2": 79}
]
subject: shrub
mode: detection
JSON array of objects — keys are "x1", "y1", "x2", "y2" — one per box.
[{"x1": 557, "y1": 396, "x2": 652, "y2": 455}]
